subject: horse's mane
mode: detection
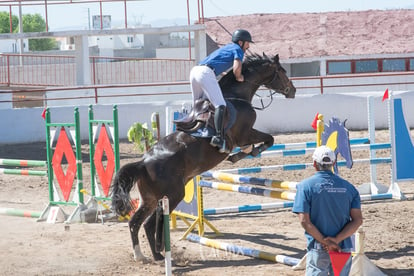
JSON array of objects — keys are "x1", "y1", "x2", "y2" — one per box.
[{"x1": 219, "y1": 53, "x2": 276, "y2": 89}]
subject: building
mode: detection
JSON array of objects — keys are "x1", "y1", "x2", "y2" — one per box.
[{"x1": 204, "y1": 10, "x2": 414, "y2": 77}]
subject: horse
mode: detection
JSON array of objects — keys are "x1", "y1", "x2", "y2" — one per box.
[{"x1": 111, "y1": 53, "x2": 296, "y2": 262}]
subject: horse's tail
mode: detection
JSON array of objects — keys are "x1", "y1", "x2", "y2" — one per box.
[{"x1": 111, "y1": 161, "x2": 145, "y2": 217}]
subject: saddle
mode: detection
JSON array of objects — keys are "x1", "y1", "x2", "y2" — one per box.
[{"x1": 174, "y1": 99, "x2": 236, "y2": 138}]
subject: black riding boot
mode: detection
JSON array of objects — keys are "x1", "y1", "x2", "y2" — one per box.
[{"x1": 210, "y1": 105, "x2": 229, "y2": 153}]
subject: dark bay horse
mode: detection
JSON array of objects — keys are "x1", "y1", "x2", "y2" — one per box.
[{"x1": 111, "y1": 53, "x2": 296, "y2": 262}]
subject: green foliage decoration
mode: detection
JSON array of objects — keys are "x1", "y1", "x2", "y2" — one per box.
[{"x1": 127, "y1": 122, "x2": 157, "y2": 153}]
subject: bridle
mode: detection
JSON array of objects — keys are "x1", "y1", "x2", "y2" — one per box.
[{"x1": 245, "y1": 64, "x2": 290, "y2": 110}]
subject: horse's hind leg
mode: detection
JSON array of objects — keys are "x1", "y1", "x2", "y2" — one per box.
[
  {"x1": 129, "y1": 206, "x2": 153, "y2": 262},
  {"x1": 144, "y1": 211, "x2": 164, "y2": 261},
  {"x1": 143, "y1": 187, "x2": 185, "y2": 261}
]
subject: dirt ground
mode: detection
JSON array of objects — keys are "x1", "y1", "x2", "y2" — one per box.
[{"x1": 0, "y1": 130, "x2": 413, "y2": 276}]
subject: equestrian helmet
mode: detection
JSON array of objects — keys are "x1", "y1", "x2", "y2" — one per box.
[{"x1": 232, "y1": 29, "x2": 253, "y2": 43}]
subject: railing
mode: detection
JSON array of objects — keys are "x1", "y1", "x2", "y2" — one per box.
[
  {"x1": 0, "y1": 53, "x2": 195, "y2": 86},
  {"x1": 0, "y1": 82, "x2": 193, "y2": 108},
  {"x1": 292, "y1": 71, "x2": 414, "y2": 95},
  {"x1": 90, "y1": 56, "x2": 194, "y2": 84},
  {"x1": 0, "y1": 53, "x2": 75, "y2": 86}
]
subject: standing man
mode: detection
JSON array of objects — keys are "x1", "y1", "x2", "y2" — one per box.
[
  {"x1": 189, "y1": 29, "x2": 253, "y2": 153},
  {"x1": 292, "y1": 146, "x2": 363, "y2": 275}
]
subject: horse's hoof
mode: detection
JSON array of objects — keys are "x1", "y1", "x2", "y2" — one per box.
[
  {"x1": 134, "y1": 255, "x2": 151, "y2": 264},
  {"x1": 226, "y1": 155, "x2": 236, "y2": 163},
  {"x1": 134, "y1": 253, "x2": 151, "y2": 264},
  {"x1": 219, "y1": 147, "x2": 230, "y2": 154},
  {"x1": 153, "y1": 253, "x2": 165, "y2": 261},
  {"x1": 251, "y1": 148, "x2": 261, "y2": 157}
]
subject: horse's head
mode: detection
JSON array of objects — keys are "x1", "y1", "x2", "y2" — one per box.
[
  {"x1": 219, "y1": 53, "x2": 296, "y2": 102},
  {"x1": 243, "y1": 53, "x2": 296, "y2": 99},
  {"x1": 261, "y1": 54, "x2": 296, "y2": 99}
]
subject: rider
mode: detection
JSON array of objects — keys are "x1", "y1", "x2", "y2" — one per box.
[{"x1": 189, "y1": 29, "x2": 253, "y2": 153}]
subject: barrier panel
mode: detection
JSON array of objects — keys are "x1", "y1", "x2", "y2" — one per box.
[
  {"x1": 38, "y1": 107, "x2": 84, "y2": 223},
  {"x1": 88, "y1": 105, "x2": 120, "y2": 203}
]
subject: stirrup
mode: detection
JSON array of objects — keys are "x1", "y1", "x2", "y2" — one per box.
[
  {"x1": 210, "y1": 136, "x2": 229, "y2": 154},
  {"x1": 210, "y1": 136, "x2": 223, "y2": 148},
  {"x1": 219, "y1": 142, "x2": 230, "y2": 154}
]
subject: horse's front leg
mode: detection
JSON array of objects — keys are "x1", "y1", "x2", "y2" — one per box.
[
  {"x1": 249, "y1": 131, "x2": 274, "y2": 156},
  {"x1": 227, "y1": 130, "x2": 274, "y2": 163},
  {"x1": 227, "y1": 151, "x2": 248, "y2": 163}
]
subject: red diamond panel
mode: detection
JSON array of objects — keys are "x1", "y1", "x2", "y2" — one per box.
[
  {"x1": 94, "y1": 124, "x2": 115, "y2": 197},
  {"x1": 52, "y1": 127, "x2": 77, "y2": 202}
]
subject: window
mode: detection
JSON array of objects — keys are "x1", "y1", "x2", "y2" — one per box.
[
  {"x1": 383, "y1": 59, "x2": 405, "y2": 72},
  {"x1": 410, "y1": 59, "x2": 414, "y2": 71},
  {"x1": 327, "y1": 57, "x2": 414, "y2": 75},
  {"x1": 327, "y1": 61, "x2": 351, "y2": 74},
  {"x1": 355, "y1": 60, "x2": 378, "y2": 73}
]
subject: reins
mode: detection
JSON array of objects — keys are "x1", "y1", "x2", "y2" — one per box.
[
  {"x1": 225, "y1": 90, "x2": 274, "y2": 111},
  {"x1": 243, "y1": 66, "x2": 284, "y2": 110}
]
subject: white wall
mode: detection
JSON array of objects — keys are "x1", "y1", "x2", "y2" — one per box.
[
  {"x1": 156, "y1": 47, "x2": 195, "y2": 59},
  {"x1": 1, "y1": 90, "x2": 413, "y2": 145},
  {"x1": 0, "y1": 38, "x2": 28, "y2": 53}
]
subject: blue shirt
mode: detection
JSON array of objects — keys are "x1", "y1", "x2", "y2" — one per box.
[
  {"x1": 292, "y1": 170, "x2": 361, "y2": 250},
  {"x1": 198, "y1": 43, "x2": 244, "y2": 76}
]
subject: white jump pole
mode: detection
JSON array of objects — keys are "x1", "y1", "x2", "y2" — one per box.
[
  {"x1": 367, "y1": 96, "x2": 379, "y2": 194},
  {"x1": 162, "y1": 196, "x2": 172, "y2": 276}
]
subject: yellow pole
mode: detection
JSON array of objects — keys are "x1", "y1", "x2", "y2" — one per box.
[{"x1": 316, "y1": 114, "x2": 324, "y2": 147}]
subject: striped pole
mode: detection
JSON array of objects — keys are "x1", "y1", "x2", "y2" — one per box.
[
  {"x1": 204, "y1": 201, "x2": 294, "y2": 215},
  {"x1": 186, "y1": 234, "x2": 300, "y2": 266},
  {"x1": 360, "y1": 193, "x2": 393, "y2": 201},
  {"x1": 252, "y1": 142, "x2": 391, "y2": 159},
  {"x1": 0, "y1": 208, "x2": 41, "y2": 218},
  {"x1": 0, "y1": 168, "x2": 47, "y2": 176},
  {"x1": 162, "y1": 197, "x2": 172, "y2": 276},
  {"x1": 198, "y1": 180, "x2": 296, "y2": 200},
  {"x1": 0, "y1": 158, "x2": 47, "y2": 167},
  {"x1": 203, "y1": 193, "x2": 394, "y2": 216},
  {"x1": 201, "y1": 171, "x2": 298, "y2": 190},
  {"x1": 219, "y1": 158, "x2": 391, "y2": 174},
  {"x1": 240, "y1": 137, "x2": 370, "y2": 152}
]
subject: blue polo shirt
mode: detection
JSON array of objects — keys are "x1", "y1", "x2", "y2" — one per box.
[
  {"x1": 292, "y1": 170, "x2": 361, "y2": 250},
  {"x1": 199, "y1": 43, "x2": 244, "y2": 76}
]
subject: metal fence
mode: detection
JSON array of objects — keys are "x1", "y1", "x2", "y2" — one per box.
[{"x1": 0, "y1": 53, "x2": 195, "y2": 86}]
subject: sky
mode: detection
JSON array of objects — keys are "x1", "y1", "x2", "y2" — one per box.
[{"x1": 1, "y1": 0, "x2": 414, "y2": 31}]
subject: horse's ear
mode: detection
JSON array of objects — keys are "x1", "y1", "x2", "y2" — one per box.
[
  {"x1": 263, "y1": 52, "x2": 268, "y2": 59},
  {"x1": 273, "y1": 54, "x2": 279, "y2": 63}
]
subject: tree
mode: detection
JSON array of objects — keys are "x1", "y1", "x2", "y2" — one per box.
[
  {"x1": 22, "y1": 13, "x2": 57, "y2": 51},
  {"x1": 0, "y1": 11, "x2": 18, "y2": 33}
]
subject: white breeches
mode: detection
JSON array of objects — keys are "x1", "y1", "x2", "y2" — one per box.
[{"x1": 189, "y1": 65, "x2": 226, "y2": 108}]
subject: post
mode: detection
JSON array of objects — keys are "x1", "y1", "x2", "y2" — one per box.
[
  {"x1": 367, "y1": 96, "x2": 378, "y2": 194},
  {"x1": 74, "y1": 108, "x2": 84, "y2": 204},
  {"x1": 45, "y1": 108, "x2": 54, "y2": 203},
  {"x1": 113, "y1": 105, "x2": 120, "y2": 171},
  {"x1": 88, "y1": 105, "x2": 97, "y2": 197},
  {"x1": 162, "y1": 196, "x2": 172, "y2": 276}
]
